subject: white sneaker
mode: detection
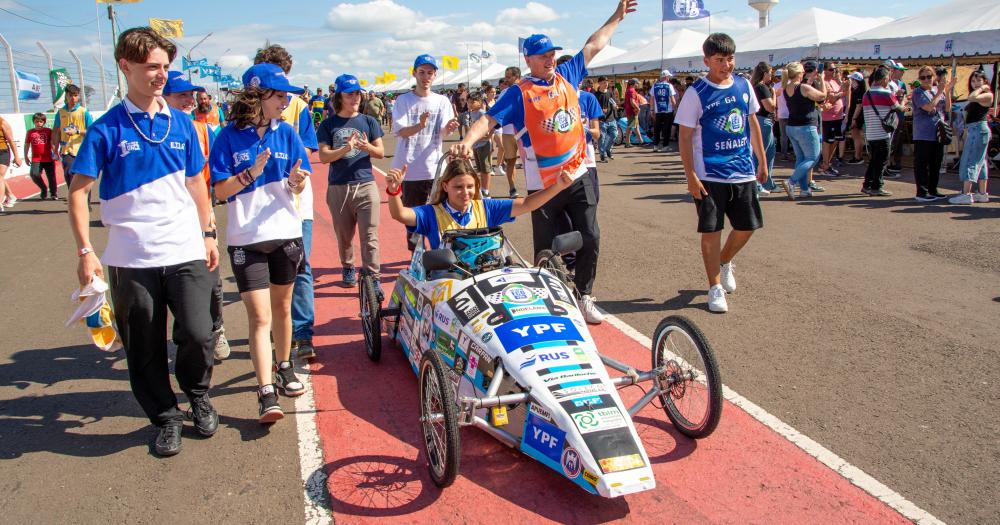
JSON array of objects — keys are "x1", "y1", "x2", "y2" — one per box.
[
  {"x1": 720, "y1": 262, "x2": 736, "y2": 293},
  {"x1": 580, "y1": 295, "x2": 605, "y2": 324},
  {"x1": 758, "y1": 186, "x2": 771, "y2": 195},
  {"x1": 213, "y1": 328, "x2": 231, "y2": 360},
  {"x1": 4, "y1": 195, "x2": 16, "y2": 207},
  {"x1": 800, "y1": 189, "x2": 813, "y2": 198},
  {"x1": 707, "y1": 285, "x2": 728, "y2": 313},
  {"x1": 653, "y1": 147, "x2": 662, "y2": 153},
  {"x1": 948, "y1": 193, "x2": 974, "y2": 204},
  {"x1": 974, "y1": 193, "x2": 990, "y2": 203},
  {"x1": 783, "y1": 180, "x2": 795, "y2": 200}
]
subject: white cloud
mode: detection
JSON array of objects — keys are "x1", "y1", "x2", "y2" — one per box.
[
  {"x1": 496, "y1": 2, "x2": 562, "y2": 25},
  {"x1": 217, "y1": 55, "x2": 251, "y2": 70},
  {"x1": 325, "y1": 0, "x2": 418, "y2": 32}
]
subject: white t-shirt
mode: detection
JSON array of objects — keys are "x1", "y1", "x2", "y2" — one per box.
[
  {"x1": 774, "y1": 81, "x2": 789, "y2": 119},
  {"x1": 391, "y1": 91, "x2": 455, "y2": 181}
]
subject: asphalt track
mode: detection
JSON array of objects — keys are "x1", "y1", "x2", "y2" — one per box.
[{"x1": 1, "y1": 132, "x2": 998, "y2": 524}]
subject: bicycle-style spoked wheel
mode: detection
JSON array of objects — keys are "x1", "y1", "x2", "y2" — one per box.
[
  {"x1": 651, "y1": 315, "x2": 722, "y2": 438},
  {"x1": 418, "y1": 349, "x2": 460, "y2": 487},
  {"x1": 359, "y1": 272, "x2": 382, "y2": 361}
]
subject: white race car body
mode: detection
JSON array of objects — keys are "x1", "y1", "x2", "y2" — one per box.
[{"x1": 388, "y1": 260, "x2": 656, "y2": 497}]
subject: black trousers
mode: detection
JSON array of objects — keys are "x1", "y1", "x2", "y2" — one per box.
[
  {"x1": 530, "y1": 175, "x2": 600, "y2": 295},
  {"x1": 653, "y1": 112, "x2": 674, "y2": 147},
  {"x1": 864, "y1": 138, "x2": 890, "y2": 191},
  {"x1": 29, "y1": 161, "x2": 57, "y2": 197},
  {"x1": 889, "y1": 128, "x2": 904, "y2": 168},
  {"x1": 912, "y1": 140, "x2": 944, "y2": 197},
  {"x1": 109, "y1": 260, "x2": 215, "y2": 426}
]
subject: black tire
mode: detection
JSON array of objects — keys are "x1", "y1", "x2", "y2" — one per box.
[
  {"x1": 418, "y1": 349, "x2": 460, "y2": 487},
  {"x1": 535, "y1": 249, "x2": 577, "y2": 298},
  {"x1": 651, "y1": 315, "x2": 722, "y2": 439},
  {"x1": 614, "y1": 127, "x2": 625, "y2": 146},
  {"x1": 359, "y1": 272, "x2": 382, "y2": 362}
]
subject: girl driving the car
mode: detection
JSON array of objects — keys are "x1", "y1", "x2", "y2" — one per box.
[{"x1": 386, "y1": 158, "x2": 572, "y2": 249}]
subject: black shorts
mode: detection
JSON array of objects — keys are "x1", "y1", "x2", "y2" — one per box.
[
  {"x1": 228, "y1": 238, "x2": 304, "y2": 293},
  {"x1": 693, "y1": 180, "x2": 763, "y2": 233},
  {"x1": 0, "y1": 149, "x2": 10, "y2": 166},
  {"x1": 822, "y1": 120, "x2": 845, "y2": 143}
]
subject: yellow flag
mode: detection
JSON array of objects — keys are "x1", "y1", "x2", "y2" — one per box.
[
  {"x1": 149, "y1": 18, "x2": 183, "y2": 38},
  {"x1": 441, "y1": 55, "x2": 460, "y2": 70},
  {"x1": 409, "y1": 67, "x2": 414, "y2": 76},
  {"x1": 375, "y1": 75, "x2": 384, "y2": 85},
  {"x1": 359, "y1": 79, "x2": 368, "y2": 86}
]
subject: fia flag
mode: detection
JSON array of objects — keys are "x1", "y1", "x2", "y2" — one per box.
[
  {"x1": 182, "y1": 56, "x2": 208, "y2": 70},
  {"x1": 16, "y1": 70, "x2": 42, "y2": 101},
  {"x1": 663, "y1": 0, "x2": 710, "y2": 21}
]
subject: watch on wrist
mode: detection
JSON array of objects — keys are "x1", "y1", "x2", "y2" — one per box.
[{"x1": 203, "y1": 230, "x2": 217, "y2": 239}]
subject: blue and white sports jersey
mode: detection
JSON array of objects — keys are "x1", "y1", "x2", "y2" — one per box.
[
  {"x1": 210, "y1": 120, "x2": 311, "y2": 247},
  {"x1": 674, "y1": 76, "x2": 760, "y2": 183},
  {"x1": 72, "y1": 97, "x2": 207, "y2": 268},
  {"x1": 652, "y1": 81, "x2": 675, "y2": 113},
  {"x1": 578, "y1": 90, "x2": 604, "y2": 167}
]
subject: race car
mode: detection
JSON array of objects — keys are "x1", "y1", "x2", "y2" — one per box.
[{"x1": 359, "y1": 226, "x2": 722, "y2": 497}]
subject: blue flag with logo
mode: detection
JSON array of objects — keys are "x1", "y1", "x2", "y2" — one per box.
[
  {"x1": 182, "y1": 56, "x2": 209, "y2": 71},
  {"x1": 663, "y1": 0, "x2": 710, "y2": 21},
  {"x1": 16, "y1": 70, "x2": 42, "y2": 100}
]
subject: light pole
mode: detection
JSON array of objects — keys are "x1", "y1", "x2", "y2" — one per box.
[{"x1": 187, "y1": 32, "x2": 214, "y2": 60}]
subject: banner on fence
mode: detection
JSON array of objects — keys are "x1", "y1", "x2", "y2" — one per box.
[
  {"x1": 50, "y1": 68, "x2": 73, "y2": 106},
  {"x1": 16, "y1": 70, "x2": 42, "y2": 101}
]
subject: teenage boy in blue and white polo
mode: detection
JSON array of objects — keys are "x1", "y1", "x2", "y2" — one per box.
[
  {"x1": 651, "y1": 69, "x2": 677, "y2": 152},
  {"x1": 210, "y1": 63, "x2": 312, "y2": 424},
  {"x1": 676, "y1": 33, "x2": 768, "y2": 314},
  {"x1": 68, "y1": 27, "x2": 219, "y2": 457}
]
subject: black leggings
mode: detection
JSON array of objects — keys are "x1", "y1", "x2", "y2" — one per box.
[
  {"x1": 912, "y1": 140, "x2": 944, "y2": 197},
  {"x1": 29, "y1": 161, "x2": 58, "y2": 197}
]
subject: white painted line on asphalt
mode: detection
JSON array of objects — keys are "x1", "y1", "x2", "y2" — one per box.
[
  {"x1": 294, "y1": 362, "x2": 331, "y2": 525},
  {"x1": 601, "y1": 311, "x2": 945, "y2": 525}
]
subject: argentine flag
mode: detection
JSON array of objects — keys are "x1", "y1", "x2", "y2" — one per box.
[
  {"x1": 663, "y1": 0, "x2": 710, "y2": 21},
  {"x1": 16, "y1": 70, "x2": 41, "y2": 100}
]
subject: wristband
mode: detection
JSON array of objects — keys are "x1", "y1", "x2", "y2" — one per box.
[
  {"x1": 386, "y1": 185, "x2": 402, "y2": 196},
  {"x1": 236, "y1": 169, "x2": 256, "y2": 186},
  {"x1": 78, "y1": 247, "x2": 93, "y2": 257}
]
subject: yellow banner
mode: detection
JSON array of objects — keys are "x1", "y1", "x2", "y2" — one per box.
[
  {"x1": 441, "y1": 55, "x2": 460, "y2": 70},
  {"x1": 149, "y1": 18, "x2": 183, "y2": 38}
]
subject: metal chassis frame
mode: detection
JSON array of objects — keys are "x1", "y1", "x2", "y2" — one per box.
[{"x1": 423, "y1": 353, "x2": 680, "y2": 451}]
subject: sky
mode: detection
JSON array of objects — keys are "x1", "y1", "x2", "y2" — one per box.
[{"x1": 1, "y1": 0, "x2": 942, "y2": 91}]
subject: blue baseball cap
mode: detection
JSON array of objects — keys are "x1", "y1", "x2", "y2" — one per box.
[
  {"x1": 522, "y1": 34, "x2": 562, "y2": 57},
  {"x1": 334, "y1": 74, "x2": 364, "y2": 93},
  {"x1": 242, "y1": 63, "x2": 304, "y2": 94},
  {"x1": 413, "y1": 54, "x2": 438, "y2": 71},
  {"x1": 163, "y1": 71, "x2": 205, "y2": 95}
]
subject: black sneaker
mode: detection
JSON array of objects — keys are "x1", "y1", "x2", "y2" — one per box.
[
  {"x1": 846, "y1": 157, "x2": 865, "y2": 165},
  {"x1": 154, "y1": 422, "x2": 183, "y2": 456},
  {"x1": 186, "y1": 394, "x2": 219, "y2": 437},
  {"x1": 258, "y1": 385, "x2": 283, "y2": 424},
  {"x1": 343, "y1": 266, "x2": 358, "y2": 287},
  {"x1": 274, "y1": 362, "x2": 306, "y2": 397},
  {"x1": 295, "y1": 339, "x2": 316, "y2": 360}
]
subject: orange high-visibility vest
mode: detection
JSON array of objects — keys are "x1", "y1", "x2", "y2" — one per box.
[{"x1": 517, "y1": 75, "x2": 587, "y2": 188}]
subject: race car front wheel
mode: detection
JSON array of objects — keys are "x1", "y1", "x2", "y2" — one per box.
[
  {"x1": 652, "y1": 315, "x2": 722, "y2": 439},
  {"x1": 359, "y1": 271, "x2": 382, "y2": 362},
  {"x1": 535, "y1": 249, "x2": 577, "y2": 298},
  {"x1": 419, "y1": 349, "x2": 460, "y2": 488}
]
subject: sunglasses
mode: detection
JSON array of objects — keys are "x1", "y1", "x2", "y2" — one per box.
[{"x1": 919, "y1": 75, "x2": 933, "y2": 80}]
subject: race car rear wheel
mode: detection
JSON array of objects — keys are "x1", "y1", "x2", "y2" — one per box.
[
  {"x1": 359, "y1": 271, "x2": 382, "y2": 362},
  {"x1": 652, "y1": 315, "x2": 722, "y2": 439},
  {"x1": 419, "y1": 349, "x2": 460, "y2": 487}
]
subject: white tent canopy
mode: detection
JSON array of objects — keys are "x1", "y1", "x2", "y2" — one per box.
[
  {"x1": 477, "y1": 63, "x2": 509, "y2": 84},
  {"x1": 819, "y1": 0, "x2": 1000, "y2": 62},
  {"x1": 732, "y1": 8, "x2": 891, "y2": 68},
  {"x1": 584, "y1": 45, "x2": 627, "y2": 70},
  {"x1": 588, "y1": 29, "x2": 707, "y2": 76}
]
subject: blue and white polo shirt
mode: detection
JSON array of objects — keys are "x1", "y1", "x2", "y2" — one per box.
[
  {"x1": 209, "y1": 120, "x2": 311, "y2": 247},
  {"x1": 674, "y1": 76, "x2": 760, "y2": 184},
  {"x1": 71, "y1": 97, "x2": 207, "y2": 268}
]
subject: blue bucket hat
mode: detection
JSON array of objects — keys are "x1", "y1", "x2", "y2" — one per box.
[
  {"x1": 241, "y1": 63, "x2": 304, "y2": 94},
  {"x1": 162, "y1": 71, "x2": 205, "y2": 95},
  {"x1": 413, "y1": 54, "x2": 438, "y2": 71},
  {"x1": 522, "y1": 34, "x2": 562, "y2": 57},
  {"x1": 334, "y1": 74, "x2": 364, "y2": 93}
]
